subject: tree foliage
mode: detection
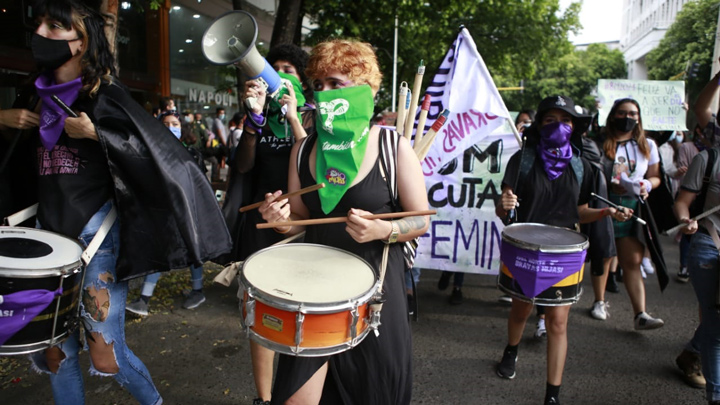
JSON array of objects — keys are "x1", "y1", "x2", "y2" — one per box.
[
  {"x1": 646, "y1": 0, "x2": 720, "y2": 103},
  {"x1": 502, "y1": 43, "x2": 627, "y2": 112},
  {"x1": 302, "y1": 0, "x2": 582, "y2": 111}
]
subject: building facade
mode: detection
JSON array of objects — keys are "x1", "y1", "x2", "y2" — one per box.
[{"x1": 620, "y1": 0, "x2": 691, "y2": 80}]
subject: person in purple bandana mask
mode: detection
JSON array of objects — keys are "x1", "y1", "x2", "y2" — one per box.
[
  {"x1": 0, "y1": 1, "x2": 230, "y2": 404},
  {"x1": 494, "y1": 95, "x2": 632, "y2": 405}
]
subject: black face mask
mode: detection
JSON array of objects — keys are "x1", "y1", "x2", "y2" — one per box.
[
  {"x1": 612, "y1": 117, "x2": 637, "y2": 133},
  {"x1": 31, "y1": 33, "x2": 79, "y2": 72}
]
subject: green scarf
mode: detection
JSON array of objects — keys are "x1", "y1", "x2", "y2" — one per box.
[
  {"x1": 268, "y1": 72, "x2": 306, "y2": 139},
  {"x1": 315, "y1": 85, "x2": 375, "y2": 214}
]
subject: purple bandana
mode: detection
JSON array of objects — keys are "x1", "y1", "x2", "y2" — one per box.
[
  {"x1": 35, "y1": 73, "x2": 83, "y2": 151},
  {"x1": 0, "y1": 288, "x2": 62, "y2": 346},
  {"x1": 537, "y1": 122, "x2": 573, "y2": 180},
  {"x1": 500, "y1": 243, "x2": 585, "y2": 298}
]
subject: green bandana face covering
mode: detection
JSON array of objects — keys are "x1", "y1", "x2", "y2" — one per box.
[
  {"x1": 314, "y1": 84, "x2": 375, "y2": 214},
  {"x1": 268, "y1": 72, "x2": 306, "y2": 139}
]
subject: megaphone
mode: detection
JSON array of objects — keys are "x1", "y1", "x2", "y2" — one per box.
[{"x1": 202, "y1": 10, "x2": 282, "y2": 110}]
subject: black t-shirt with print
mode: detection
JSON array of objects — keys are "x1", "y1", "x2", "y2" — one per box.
[
  {"x1": 252, "y1": 131, "x2": 294, "y2": 198},
  {"x1": 35, "y1": 129, "x2": 113, "y2": 238},
  {"x1": 501, "y1": 150, "x2": 593, "y2": 229}
]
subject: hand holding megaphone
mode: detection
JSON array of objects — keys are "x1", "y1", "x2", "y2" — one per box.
[
  {"x1": 202, "y1": 11, "x2": 282, "y2": 110},
  {"x1": 243, "y1": 79, "x2": 268, "y2": 114}
]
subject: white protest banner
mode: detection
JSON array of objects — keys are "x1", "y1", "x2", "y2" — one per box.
[
  {"x1": 597, "y1": 79, "x2": 687, "y2": 131},
  {"x1": 413, "y1": 28, "x2": 517, "y2": 274}
]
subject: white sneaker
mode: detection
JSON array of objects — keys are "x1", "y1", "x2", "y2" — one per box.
[
  {"x1": 590, "y1": 300, "x2": 609, "y2": 320},
  {"x1": 641, "y1": 267, "x2": 647, "y2": 279},
  {"x1": 634, "y1": 311, "x2": 664, "y2": 330},
  {"x1": 534, "y1": 319, "x2": 547, "y2": 339},
  {"x1": 642, "y1": 257, "x2": 655, "y2": 275}
]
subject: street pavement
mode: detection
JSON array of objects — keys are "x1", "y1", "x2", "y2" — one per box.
[{"x1": 1, "y1": 234, "x2": 708, "y2": 404}]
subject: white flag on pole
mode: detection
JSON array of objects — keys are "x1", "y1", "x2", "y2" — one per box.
[{"x1": 414, "y1": 28, "x2": 518, "y2": 274}]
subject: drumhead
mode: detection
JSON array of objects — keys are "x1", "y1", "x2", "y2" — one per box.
[
  {"x1": 0, "y1": 227, "x2": 83, "y2": 276},
  {"x1": 242, "y1": 244, "x2": 376, "y2": 304},
  {"x1": 502, "y1": 223, "x2": 588, "y2": 253}
]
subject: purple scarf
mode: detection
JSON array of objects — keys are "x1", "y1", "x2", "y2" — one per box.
[
  {"x1": 537, "y1": 122, "x2": 573, "y2": 180},
  {"x1": 0, "y1": 288, "x2": 62, "y2": 346},
  {"x1": 35, "y1": 73, "x2": 83, "y2": 151}
]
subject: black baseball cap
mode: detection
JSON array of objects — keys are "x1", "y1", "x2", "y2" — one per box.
[{"x1": 536, "y1": 95, "x2": 589, "y2": 119}]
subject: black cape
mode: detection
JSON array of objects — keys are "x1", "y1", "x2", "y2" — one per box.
[{"x1": 5, "y1": 80, "x2": 232, "y2": 281}]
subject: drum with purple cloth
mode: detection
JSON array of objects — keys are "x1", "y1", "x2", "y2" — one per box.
[
  {"x1": 498, "y1": 223, "x2": 588, "y2": 306},
  {"x1": 0, "y1": 227, "x2": 84, "y2": 355}
]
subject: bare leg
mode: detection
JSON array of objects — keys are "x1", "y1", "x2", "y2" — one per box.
[
  {"x1": 285, "y1": 362, "x2": 328, "y2": 405},
  {"x1": 616, "y1": 237, "x2": 645, "y2": 314},
  {"x1": 545, "y1": 305, "x2": 571, "y2": 385},
  {"x1": 508, "y1": 299, "x2": 534, "y2": 345},
  {"x1": 251, "y1": 340, "x2": 275, "y2": 401}
]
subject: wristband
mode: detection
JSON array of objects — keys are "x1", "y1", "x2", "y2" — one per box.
[
  {"x1": 640, "y1": 180, "x2": 652, "y2": 193},
  {"x1": 245, "y1": 111, "x2": 265, "y2": 132}
]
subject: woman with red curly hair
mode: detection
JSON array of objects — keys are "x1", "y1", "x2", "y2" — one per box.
[{"x1": 258, "y1": 39, "x2": 429, "y2": 404}]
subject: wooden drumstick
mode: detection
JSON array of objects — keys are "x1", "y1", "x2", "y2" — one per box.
[
  {"x1": 239, "y1": 183, "x2": 325, "y2": 213},
  {"x1": 257, "y1": 209, "x2": 437, "y2": 229},
  {"x1": 663, "y1": 204, "x2": 720, "y2": 235}
]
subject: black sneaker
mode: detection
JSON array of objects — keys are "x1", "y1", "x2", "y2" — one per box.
[
  {"x1": 545, "y1": 396, "x2": 560, "y2": 405},
  {"x1": 606, "y1": 272, "x2": 620, "y2": 293},
  {"x1": 496, "y1": 348, "x2": 517, "y2": 379},
  {"x1": 677, "y1": 267, "x2": 690, "y2": 283},
  {"x1": 252, "y1": 398, "x2": 270, "y2": 405},
  {"x1": 437, "y1": 272, "x2": 451, "y2": 291},
  {"x1": 449, "y1": 288, "x2": 463, "y2": 305}
]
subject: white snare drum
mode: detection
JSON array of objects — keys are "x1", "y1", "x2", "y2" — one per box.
[
  {"x1": 239, "y1": 243, "x2": 378, "y2": 357},
  {"x1": 0, "y1": 227, "x2": 84, "y2": 355},
  {"x1": 498, "y1": 223, "x2": 588, "y2": 306}
]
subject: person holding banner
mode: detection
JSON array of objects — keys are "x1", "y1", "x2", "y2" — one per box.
[
  {"x1": 602, "y1": 98, "x2": 665, "y2": 331},
  {"x1": 258, "y1": 39, "x2": 429, "y2": 404},
  {"x1": 495, "y1": 95, "x2": 631, "y2": 405}
]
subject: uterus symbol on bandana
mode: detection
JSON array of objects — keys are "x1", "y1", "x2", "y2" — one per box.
[{"x1": 318, "y1": 98, "x2": 350, "y2": 135}]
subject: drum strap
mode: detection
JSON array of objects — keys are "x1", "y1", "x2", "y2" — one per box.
[
  {"x1": 4, "y1": 201, "x2": 116, "y2": 266},
  {"x1": 81, "y1": 205, "x2": 117, "y2": 266},
  {"x1": 3, "y1": 203, "x2": 39, "y2": 226},
  {"x1": 378, "y1": 128, "x2": 419, "y2": 269}
]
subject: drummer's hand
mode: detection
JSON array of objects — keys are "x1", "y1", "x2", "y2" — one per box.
[
  {"x1": 345, "y1": 208, "x2": 389, "y2": 243},
  {"x1": 65, "y1": 112, "x2": 98, "y2": 141},
  {"x1": 501, "y1": 188, "x2": 518, "y2": 212},
  {"x1": 258, "y1": 190, "x2": 291, "y2": 224},
  {"x1": 243, "y1": 79, "x2": 267, "y2": 114},
  {"x1": 679, "y1": 217, "x2": 698, "y2": 235},
  {"x1": 0, "y1": 108, "x2": 39, "y2": 131},
  {"x1": 610, "y1": 206, "x2": 633, "y2": 222}
]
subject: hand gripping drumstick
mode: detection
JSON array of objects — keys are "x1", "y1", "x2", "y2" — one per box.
[
  {"x1": 239, "y1": 183, "x2": 325, "y2": 213},
  {"x1": 257, "y1": 210, "x2": 437, "y2": 229},
  {"x1": 663, "y1": 204, "x2": 720, "y2": 235},
  {"x1": 590, "y1": 192, "x2": 647, "y2": 225}
]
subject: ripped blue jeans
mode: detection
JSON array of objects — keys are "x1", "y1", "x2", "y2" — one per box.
[{"x1": 31, "y1": 201, "x2": 162, "y2": 405}]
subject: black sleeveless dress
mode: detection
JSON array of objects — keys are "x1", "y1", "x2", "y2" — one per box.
[{"x1": 270, "y1": 133, "x2": 413, "y2": 405}]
